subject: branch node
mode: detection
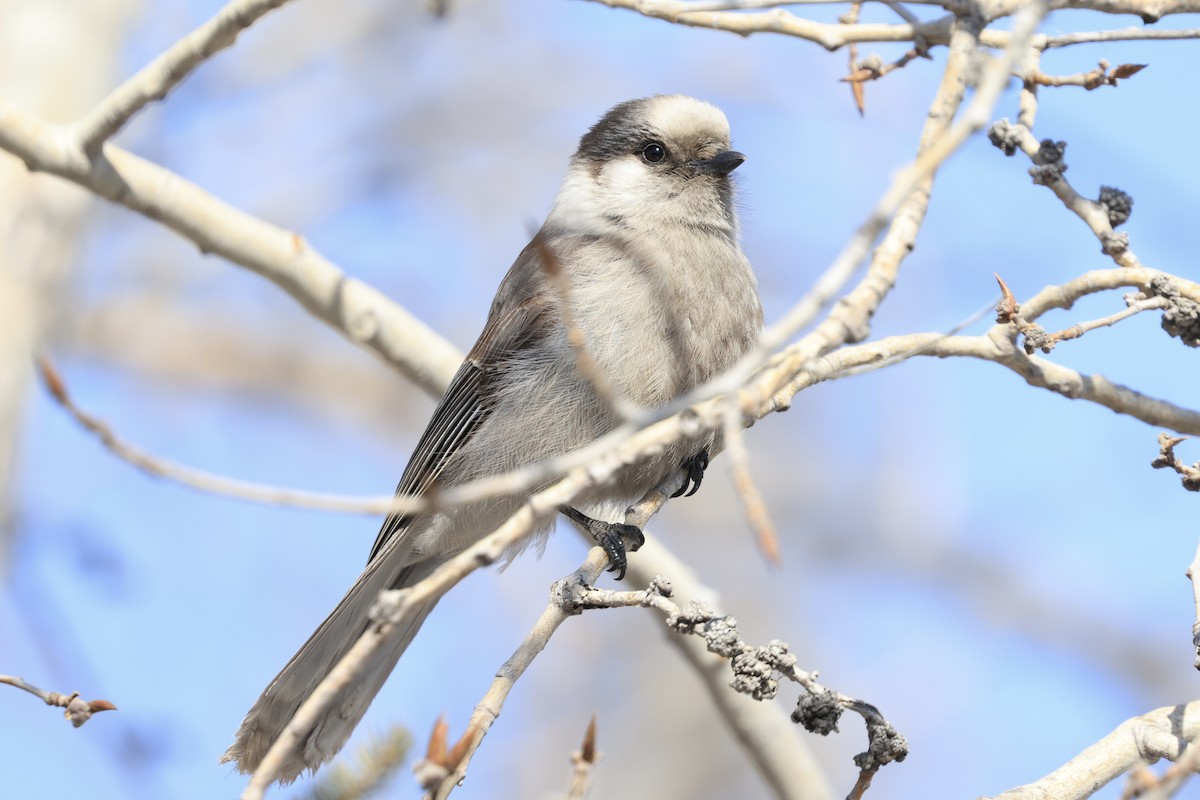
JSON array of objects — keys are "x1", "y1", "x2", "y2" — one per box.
[
  {"x1": 1098, "y1": 185, "x2": 1134, "y2": 227},
  {"x1": 1100, "y1": 230, "x2": 1130, "y2": 257},
  {"x1": 1020, "y1": 324, "x2": 1054, "y2": 354},
  {"x1": 1153, "y1": 431, "x2": 1200, "y2": 491},
  {"x1": 792, "y1": 688, "x2": 843, "y2": 735},
  {"x1": 856, "y1": 718, "x2": 910, "y2": 771},
  {"x1": 1147, "y1": 276, "x2": 1200, "y2": 347},
  {"x1": 987, "y1": 118, "x2": 1022, "y2": 156},
  {"x1": 551, "y1": 571, "x2": 593, "y2": 616},
  {"x1": 1034, "y1": 138, "x2": 1067, "y2": 165}
]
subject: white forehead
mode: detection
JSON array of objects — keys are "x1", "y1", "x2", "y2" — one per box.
[{"x1": 643, "y1": 95, "x2": 731, "y2": 142}]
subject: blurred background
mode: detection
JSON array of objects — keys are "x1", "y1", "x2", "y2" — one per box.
[{"x1": 2, "y1": 1, "x2": 1199, "y2": 798}]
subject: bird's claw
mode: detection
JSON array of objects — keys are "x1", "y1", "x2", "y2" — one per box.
[
  {"x1": 671, "y1": 448, "x2": 710, "y2": 498},
  {"x1": 561, "y1": 506, "x2": 644, "y2": 580},
  {"x1": 589, "y1": 521, "x2": 644, "y2": 580}
]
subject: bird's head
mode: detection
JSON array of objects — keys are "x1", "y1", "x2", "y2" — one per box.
[{"x1": 551, "y1": 95, "x2": 744, "y2": 237}]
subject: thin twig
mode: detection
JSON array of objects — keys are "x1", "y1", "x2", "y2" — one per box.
[
  {"x1": 1040, "y1": 26, "x2": 1200, "y2": 49},
  {"x1": 841, "y1": 3, "x2": 865, "y2": 115},
  {"x1": 1185, "y1": 536, "x2": 1200, "y2": 676},
  {"x1": 1018, "y1": 47, "x2": 1041, "y2": 129},
  {"x1": 73, "y1": 0, "x2": 295, "y2": 153},
  {"x1": 0, "y1": 674, "x2": 116, "y2": 728},
  {"x1": 586, "y1": 0, "x2": 957, "y2": 51},
  {"x1": 37, "y1": 357, "x2": 429, "y2": 517},
  {"x1": 993, "y1": 281, "x2": 1169, "y2": 355},
  {"x1": 1023, "y1": 60, "x2": 1146, "y2": 90},
  {"x1": 723, "y1": 399, "x2": 781, "y2": 565},
  {"x1": 421, "y1": 550, "x2": 609, "y2": 799},
  {"x1": 565, "y1": 716, "x2": 600, "y2": 800},
  {"x1": 1152, "y1": 432, "x2": 1200, "y2": 493},
  {"x1": 987, "y1": 118, "x2": 1142, "y2": 268}
]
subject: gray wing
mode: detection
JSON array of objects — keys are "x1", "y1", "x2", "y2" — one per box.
[{"x1": 367, "y1": 239, "x2": 553, "y2": 563}]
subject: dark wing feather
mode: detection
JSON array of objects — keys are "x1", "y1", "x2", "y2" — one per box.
[{"x1": 367, "y1": 243, "x2": 552, "y2": 563}]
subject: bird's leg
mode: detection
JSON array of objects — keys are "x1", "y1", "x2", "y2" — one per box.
[
  {"x1": 670, "y1": 448, "x2": 710, "y2": 498},
  {"x1": 560, "y1": 506, "x2": 644, "y2": 580}
]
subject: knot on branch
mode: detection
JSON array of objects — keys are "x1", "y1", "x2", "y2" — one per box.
[
  {"x1": 552, "y1": 571, "x2": 593, "y2": 615},
  {"x1": 730, "y1": 640, "x2": 795, "y2": 701},
  {"x1": 987, "y1": 119, "x2": 1021, "y2": 157},
  {"x1": 700, "y1": 613, "x2": 746, "y2": 658},
  {"x1": 1029, "y1": 163, "x2": 1064, "y2": 185},
  {"x1": 1020, "y1": 324, "x2": 1054, "y2": 354},
  {"x1": 792, "y1": 688, "x2": 843, "y2": 735},
  {"x1": 645, "y1": 574, "x2": 673, "y2": 600},
  {"x1": 1147, "y1": 276, "x2": 1200, "y2": 347},
  {"x1": 1101, "y1": 230, "x2": 1130, "y2": 257},
  {"x1": 1151, "y1": 432, "x2": 1200, "y2": 492},
  {"x1": 1028, "y1": 139, "x2": 1068, "y2": 185},
  {"x1": 1035, "y1": 138, "x2": 1067, "y2": 165},
  {"x1": 857, "y1": 718, "x2": 910, "y2": 771},
  {"x1": 1098, "y1": 185, "x2": 1134, "y2": 227}
]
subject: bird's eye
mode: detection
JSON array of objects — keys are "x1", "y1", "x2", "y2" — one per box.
[{"x1": 641, "y1": 142, "x2": 667, "y2": 163}]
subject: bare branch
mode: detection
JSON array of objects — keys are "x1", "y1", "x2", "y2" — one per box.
[
  {"x1": 1138, "y1": 738, "x2": 1200, "y2": 799},
  {"x1": 565, "y1": 716, "x2": 600, "y2": 800},
  {"x1": 0, "y1": 104, "x2": 462, "y2": 399},
  {"x1": 0, "y1": 674, "x2": 116, "y2": 728},
  {"x1": 37, "y1": 357, "x2": 430, "y2": 517},
  {"x1": 723, "y1": 399, "x2": 781, "y2": 565},
  {"x1": 992, "y1": 278, "x2": 1168, "y2": 355},
  {"x1": 772, "y1": 267, "x2": 1200, "y2": 435},
  {"x1": 1040, "y1": 26, "x2": 1200, "y2": 49},
  {"x1": 1024, "y1": 59, "x2": 1147, "y2": 90},
  {"x1": 420, "y1": 549, "x2": 610, "y2": 799},
  {"x1": 588, "y1": 0, "x2": 1200, "y2": 53},
  {"x1": 575, "y1": 575, "x2": 908, "y2": 795},
  {"x1": 1152, "y1": 432, "x2": 1200, "y2": 493},
  {"x1": 984, "y1": 701, "x2": 1200, "y2": 800},
  {"x1": 585, "y1": 0, "x2": 957, "y2": 50},
  {"x1": 841, "y1": 3, "x2": 866, "y2": 115},
  {"x1": 1184, "y1": 536, "x2": 1200, "y2": 675},
  {"x1": 987, "y1": 118, "x2": 1142, "y2": 267},
  {"x1": 73, "y1": 0, "x2": 296, "y2": 153}
]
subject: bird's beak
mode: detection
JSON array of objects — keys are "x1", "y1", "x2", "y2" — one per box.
[{"x1": 691, "y1": 150, "x2": 747, "y2": 176}]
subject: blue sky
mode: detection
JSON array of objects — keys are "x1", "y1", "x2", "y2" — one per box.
[{"x1": 3, "y1": 2, "x2": 1200, "y2": 799}]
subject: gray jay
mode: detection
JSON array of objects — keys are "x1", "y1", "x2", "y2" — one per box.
[{"x1": 223, "y1": 94, "x2": 764, "y2": 782}]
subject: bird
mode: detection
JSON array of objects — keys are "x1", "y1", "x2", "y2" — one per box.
[{"x1": 223, "y1": 94, "x2": 764, "y2": 783}]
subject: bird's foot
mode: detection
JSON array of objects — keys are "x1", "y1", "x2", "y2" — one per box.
[
  {"x1": 670, "y1": 448, "x2": 710, "y2": 498},
  {"x1": 561, "y1": 506, "x2": 644, "y2": 580}
]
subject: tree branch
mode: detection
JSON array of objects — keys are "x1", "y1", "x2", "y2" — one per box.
[
  {"x1": 73, "y1": 0, "x2": 296, "y2": 153},
  {"x1": 0, "y1": 674, "x2": 116, "y2": 728},
  {"x1": 586, "y1": 0, "x2": 957, "y2": 50},
  {"x1": 417, "y1": 549, "x2": 610, "y2": 800},
  {"x1": 987, "y1": 118, "x2": 1143, "y2": 268},
  {"x1": 36, "y1": 357, "x2": 430, "y2": 517},
  {"x1": 983, "y1": 701, "x2": 1200, "y2": 800},
  {"x1": 0, "y1": 104, "x2": 461, "y2": 399}
]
